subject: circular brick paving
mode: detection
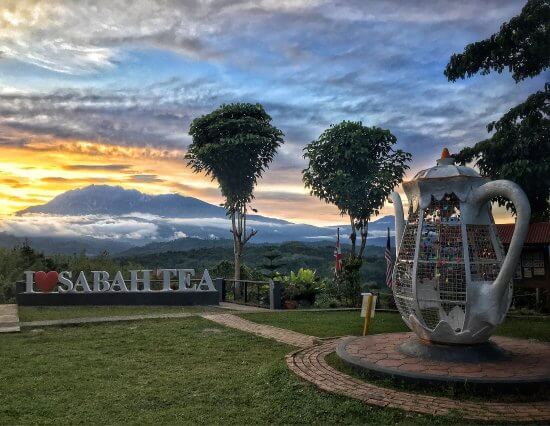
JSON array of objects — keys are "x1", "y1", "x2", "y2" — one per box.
[
  {"x1": 337, "y1": 332, "x2": 550, "y2": 386},
  {"x1": 286, "y1": 338, "x2": 550, "y2": 422}
]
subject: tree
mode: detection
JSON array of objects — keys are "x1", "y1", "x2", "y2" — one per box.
[
  {"x1": 456, "y1": 85, "x2": 549, "y2": 221},
  {"x1": 186, "y1": 103, "x2": 284, "y2": 282},
  {"x1": 303, "y1": 121, "x2": 411, "y2": 259},
  {"x1": 445, "y1": 0, "x2": 550, "y2": 221},
  {"x1": 260, "y1": 250, "x2": 285, "y2": 279},
  {"x1": 444, "y1": 0, "x2": 549, "y2": 83}
]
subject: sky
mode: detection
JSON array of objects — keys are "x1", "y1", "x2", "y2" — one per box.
[{"x1": 0, "y1": 0, "x2": 546, "y2": 226}]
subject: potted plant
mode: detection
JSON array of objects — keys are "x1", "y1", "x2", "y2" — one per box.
[{"x1": 281, "y1": 269, "x2": 320, "y2": 309}]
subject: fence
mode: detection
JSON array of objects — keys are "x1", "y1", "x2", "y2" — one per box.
[{"x1": 220, "y1": 279, "x2": 282, "y2": 309}]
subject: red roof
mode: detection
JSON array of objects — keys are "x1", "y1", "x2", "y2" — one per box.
[{"x1": 496, "y1": 222, "x2": 550, "y2": 245}]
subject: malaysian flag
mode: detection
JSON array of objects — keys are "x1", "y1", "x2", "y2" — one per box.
[
  {"x1": 334, "y1": 227, "x2": 343, "y2": 273},
  {"x1": 384, "y1": 227, "x2": 394, "y2": 288}
]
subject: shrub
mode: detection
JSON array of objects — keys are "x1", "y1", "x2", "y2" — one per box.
[{"x1": 279, "y1": 268, "x2": 321, "y2": 306}]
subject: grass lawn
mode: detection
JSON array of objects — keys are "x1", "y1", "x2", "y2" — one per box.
[
  {"x1": 18, "y1": 305, "x2": 226, "y2": 322},
  {"x1": 0, "y1": 318, "x2": 458, "y2": 424},
  {"x1": 239, "y1": 310, "x2": 550, "y2": 341}
]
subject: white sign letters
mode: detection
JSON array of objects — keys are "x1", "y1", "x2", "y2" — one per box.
[{"x1": 24, "y1": 269, "x2": 215, "y2": 294}]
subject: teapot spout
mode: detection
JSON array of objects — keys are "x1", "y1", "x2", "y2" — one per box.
[{"x1": 389, "y1": 192, "x2": 405, "y2": 255}]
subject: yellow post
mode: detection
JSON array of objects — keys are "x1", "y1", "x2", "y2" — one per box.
[{"x1": 362, "y1": 294, "x2": 374, "y2": 336}]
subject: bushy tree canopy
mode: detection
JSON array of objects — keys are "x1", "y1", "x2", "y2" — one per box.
[
  {"x1": 303, "y1": 121, "x2": 410, "y2": 223},
  {"x1": 186, "y1": 103, "x2": 284, "y2": 209},
  {"x1": 445, "y1": 0, "x2": 549, "y2": 82},
  {"x1": 303, "y1": 121, "x2": 410, "y2": 258}
]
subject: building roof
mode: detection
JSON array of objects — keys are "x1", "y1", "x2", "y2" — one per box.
[{"x1": 496, "y1": 222, "x2": 550, "y2": 245}]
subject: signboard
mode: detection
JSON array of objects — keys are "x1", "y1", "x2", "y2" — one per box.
[
  {"x1": 17, "y1": 269, "x2": 219, "y2": 307},
  {"x1": 360, "y1": 292, "x2": 377, "y2": 318},
  {"x1": 23, "y1": 269, "x2": 215, "y2": 293}
]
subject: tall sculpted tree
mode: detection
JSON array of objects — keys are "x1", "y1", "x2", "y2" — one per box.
[
  {"x1": 186, "y1": 103, "x2": 284, "y2": 282},
  {"x1": 445, "y1": 0, "x2": 550, "y2": 221},
  {"x1": 303, "y1": 121, "x2": 411, "y2": 259}
]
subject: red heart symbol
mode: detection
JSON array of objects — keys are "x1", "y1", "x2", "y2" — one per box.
[{"x1": 35, "y1": 271, "x2": 59, "y2": 292}]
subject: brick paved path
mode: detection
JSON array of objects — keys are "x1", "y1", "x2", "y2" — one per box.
[
  {"x1": 21, "y1": 312, "x2": 194, "y2": 328},
  {"x1": 201, "y1": 313, "x2": 319, "y2": 348},
  {"x1": 286, "y1": 339, "x2": 550, "y2": 422}
]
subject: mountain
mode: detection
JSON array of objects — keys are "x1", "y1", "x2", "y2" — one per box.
[
  {"x1": 119, "y1": 237, "x2": 234, "y2": 257},
  {"x1": 11, "y1": 185, "x2": 396, "y2": 252},
  {"x1": 17, "y1": 185, "x2": 227, "y2": 218}
]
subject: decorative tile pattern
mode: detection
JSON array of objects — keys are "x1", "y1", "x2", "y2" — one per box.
[
  {"x1": 286, "y1": 335, "x2": 550, "y2": 422},
  {"x1": 340, "y1": 332, "x2": 550, "y2": 382}
]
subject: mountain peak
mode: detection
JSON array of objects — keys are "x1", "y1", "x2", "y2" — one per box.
[{"x1": 17, "y1": 184, "x2": 219, "y2": 217}]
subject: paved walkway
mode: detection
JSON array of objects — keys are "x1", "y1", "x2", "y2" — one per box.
[
  {"x1": 21, "y1": 312, "x2": 194, "y2": 328},
  {"x1": 286, "y1": 339, "x2": 550, "y2": 423},
  {"x1": 201, "y1": 313, "x2": 319, "y2": 348},
  {"x1": 0, "y1": 304, "x2": 20, "y2": 333},
  {"x1": 218, "y1": 302, "x2": 270, "y2": 312}
]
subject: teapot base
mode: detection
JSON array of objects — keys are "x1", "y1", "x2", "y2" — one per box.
[
  {"x1": 398, "y1": 337, "x2": 512, "y2": 363},
  {"x1": 335, "y1": 332, "x2": 550, "y2": 392}
]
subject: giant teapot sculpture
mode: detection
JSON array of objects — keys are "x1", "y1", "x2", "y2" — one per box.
[{"x1": 390, "y1": 149, "x2": 530, "y2": 344}]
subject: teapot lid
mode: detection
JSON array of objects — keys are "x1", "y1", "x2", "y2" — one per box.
[
  {"x1": 412, "y1": 148, "x2": 482, "y2": 180},
  {"x1": 403, "y1": 149, "x2": 487, "y2": 209}
]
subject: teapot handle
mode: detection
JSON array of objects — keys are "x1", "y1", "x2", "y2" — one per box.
[
  {"x1": 389, "y1": 192, "x2": 405, "y2": 257},
  {"x1": 469, "y1": 180, "x2": 530, "y2": 295}
]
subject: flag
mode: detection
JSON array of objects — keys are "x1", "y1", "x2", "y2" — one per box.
[
  {"x1": 334, "y1": 227, "x2": 343, "y2": 273},
  {"x1": 385, "y1": 227, "x2": 394, "y2": 288}
]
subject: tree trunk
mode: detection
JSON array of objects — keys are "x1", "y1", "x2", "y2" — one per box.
[
  {"x1": 230, "y1": 204, "x2": 257, "y2": 299},
  {"x1": 358, "y1": 221, "x2": 368, "y2": 259},
  {"x1": 349, "y1": 216, "x2": 357, "y2": 257},
  {"x1": 234, "y1": 239, "x2": 242, "y2": 281},
  {"x1": 231, "y1": 209, "x2": 242, "y2": 298},
  {"x1": 234, "y1": 239, "x2": 242, "y2": 298}
]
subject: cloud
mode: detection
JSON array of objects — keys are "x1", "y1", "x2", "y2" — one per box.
[
  {"x1": 127, "y1": 174, "x2": 164, "y2": 183},
  {"x1": 172, "y1": 231, "x2": 188, "y2": 239},
  {"x1": 0, "y1": 214, "x2": 158, "y2": 240},
  {"x1": 40, "y1": 177, "x2": 69, "y2": 183},
  {"x1": 0, "y1": 0, "x2": 537, "y2": 225},
  {"x1": 0, "y1": 80, "x2": 233, "y2": 149},
  {"x1": 0, "y1": 0, "x2": 538, "y2": 162},
  {"x1": 0, "y1": 212, "x2": 285, "y2": 242},
  {"x1": 0, "y1": 174, "x2": 27, "y2": 188},
  {"x1": 62, "y1": 164, "x2": 131, "y2": 171}
]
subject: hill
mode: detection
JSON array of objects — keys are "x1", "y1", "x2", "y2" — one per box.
[{"x1": 118, "y1": 242, "x2": 387, "y2": 284}]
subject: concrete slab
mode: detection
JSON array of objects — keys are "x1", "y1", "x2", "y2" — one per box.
[{"x1": 0, "y1": 304, "x2": 20, "y2": 333}]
